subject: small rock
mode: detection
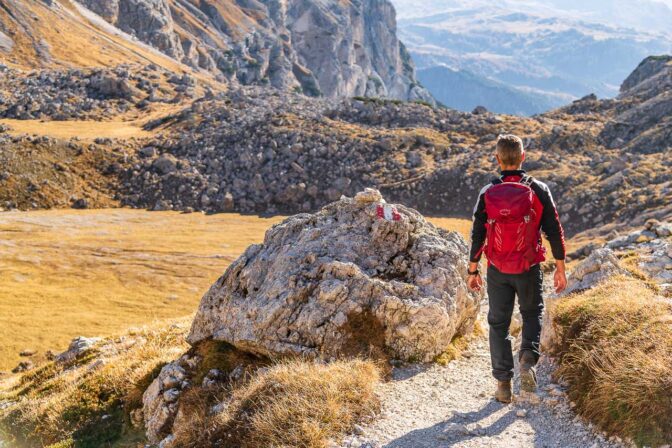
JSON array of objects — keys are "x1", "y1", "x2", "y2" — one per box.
[
  {"x1": 354, "y1": 188, "x2": 383, "y2": 204},
  {"x1": 472, "y1": 105, "x2": 488, "y2": 115},
  {"x1": 516, "y1": 409, "x2": 528, "y2": 418},
  {"x1": 162, "y1": 388, "x2": 180, "y2": 403},
  {"x1": 443, "y1": 423, "x2": 470, "y2": 435},
  {"x1": 12, "y1": 360, "x2": 34, "y2": 373},
  {"x1": 72, "y1": 198, "x2": 89, "y2": 209}
]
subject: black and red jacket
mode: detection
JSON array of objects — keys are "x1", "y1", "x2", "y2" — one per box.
[{"x1": 469, "y1": 170, "x2": 566, "y2": 263}]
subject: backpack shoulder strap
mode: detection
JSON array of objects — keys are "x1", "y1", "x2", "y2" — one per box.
[
  {"x1": 520, "y1": 174, "x2": 534, "y2": 187},
  {"x1": 491, "y1": 177, "x2": 503, "y2": 186}
]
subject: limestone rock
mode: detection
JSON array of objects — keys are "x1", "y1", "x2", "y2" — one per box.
[
  {"x1": 563, "y1": 248, "x2": 627, "y2": 295},
  {"x1": 78, "y1": 0, "x2": 433, "y2": 102},
  {"x1": 142, "y1": 360, "x2": 192, "y2": 443},
  {"x1": 188, "y1": 191, "x2": 482, "y2": 362},
  {"x1": 56, "y1": 336, "x2": 102, "y2": 363}
]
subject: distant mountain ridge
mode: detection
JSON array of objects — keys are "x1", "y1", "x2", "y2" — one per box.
[
  {"x1": 417, "y1": 65, "x2": 565, "y2": 115},
  {"x1": 391, "y1": 0, "x2": 672, "y2": 114}
]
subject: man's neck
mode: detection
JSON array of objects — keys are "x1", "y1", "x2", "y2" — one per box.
[{"x1": 500, "y1": 166, "x2": 523, "y2": 171}]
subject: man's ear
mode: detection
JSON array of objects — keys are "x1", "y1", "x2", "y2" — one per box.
[
  {"x1": 495, "y1": 153, "x2": 501, "y2": 165},
  {"x1": 521, "y1": 151, "x2": 526, "y2": 164}
]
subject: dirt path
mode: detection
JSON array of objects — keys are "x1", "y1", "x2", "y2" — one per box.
[{"x1": 342, "y1": 303, "x2": 626, "y2": 448}]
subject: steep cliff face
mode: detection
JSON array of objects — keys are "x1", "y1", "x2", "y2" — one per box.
[{"x1": 75, "y1": 0, "x2": 433, "y2": 101}]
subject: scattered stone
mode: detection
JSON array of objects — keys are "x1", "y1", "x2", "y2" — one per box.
[
  {"x1": 12, "y1": 360, "x2": 34, "y2": 373},
  {"x1": 56, "y1": 336, "x2": 102, "y2": 363},
  {"x1": 72, "y1": 198, "x2": 89, "y2": 209}
]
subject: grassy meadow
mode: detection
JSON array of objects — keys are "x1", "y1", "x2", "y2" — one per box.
[{"x1": 0, "y1": 208, "x2": 471, "y2": 371}]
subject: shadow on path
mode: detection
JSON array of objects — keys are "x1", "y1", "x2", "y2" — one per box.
[
  {"x1": 381, "y1": 397, "x2": 575, "y2": 448},
  {"x1": 383, "y1": 400, "x2": 519, "y2": 447}
]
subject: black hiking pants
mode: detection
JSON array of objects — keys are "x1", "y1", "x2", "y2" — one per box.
[{"x1": 487, "y1": 264, "x2": 544, "y2": 381}]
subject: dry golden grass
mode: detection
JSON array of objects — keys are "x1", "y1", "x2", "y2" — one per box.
[
  {"x1": 0, "y1": 209, "x2": 284, "y2": 371},
  {"x1": 0, "y1": 318, "x2": 190, "y2": 447},
  {"x1": 427, "y1": 216, "x2": 472, "y2": 240},
  {"x1": 0, "y1": 103, "x2": 189, "y2": 139},
  {"x1": 1, "y1": 328, "x2": 379, "y2": 448},
  {"x1": 0, "y1": 118, "x2": 153, "y2": 140},
  {"x1": 434, "y1": 320, "x2": 485, "y2": 366},
  {"x1": 550, "y1": 276, "x2": 672, "y2": 446},
  {"x1": 172, "y1": 359, "x2": 381, "y2": 448},
  {"x1": 0, "y1": 210, "x2": 470, "y2": 372}
]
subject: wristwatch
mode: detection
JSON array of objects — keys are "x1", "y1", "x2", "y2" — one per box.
[{"x1": 468, "y1": 268, "x2": 480, "y2": 276}]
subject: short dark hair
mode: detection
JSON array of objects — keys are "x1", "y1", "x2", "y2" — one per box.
[{"x1": 496, "y1": 134, "x2": 524, "y2": 166}]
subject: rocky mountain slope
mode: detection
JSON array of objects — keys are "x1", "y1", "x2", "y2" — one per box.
[
  {"x1": 0, "y1": 0, "x2": 432, "y2": 102},
  {"x1": 116, "y1": 55, "x2": 671, "y2": 236},
  {"x1": 1, "y1": 56, "x2": 670, "y2": 236}
]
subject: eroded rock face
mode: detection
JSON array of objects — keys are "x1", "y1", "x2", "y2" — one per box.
[
  {"x1": 142, "y1": 354, "x2": 199, "y2": 444},
  {"x1": 78, "y1": 0, "x2": 433, "y2": 102},
  {"x1": 188, "y1": 189, "x2": 481, "y2": 362}
]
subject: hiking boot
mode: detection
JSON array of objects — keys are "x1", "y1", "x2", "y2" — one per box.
[
  {"x1": 519, "y1": 351, "x2": 537, "y2": 393},
  {"x1": 495, "y1": 380, "x2": 512, "y2": 403}
]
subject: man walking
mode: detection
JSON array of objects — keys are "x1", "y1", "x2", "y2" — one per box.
[{"x1": 467, "y1": 134, "x2": 567, "y2": 403}]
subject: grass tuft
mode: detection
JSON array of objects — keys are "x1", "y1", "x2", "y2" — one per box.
[
  {"x1": 172, "y1": 359, "x2": 381, "y2": 448},
  {"x1": 549, "y1": 276, "x2": 672, "y2": 446}
]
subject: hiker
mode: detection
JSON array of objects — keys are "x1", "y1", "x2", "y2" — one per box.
[{"x1": 467, "y1": 134, "x2": 567, "y2": 404}]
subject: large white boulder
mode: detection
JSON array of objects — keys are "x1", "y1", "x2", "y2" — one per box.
[{"x1": 187, "y1": 189, "x2": 482, "y2": 362}]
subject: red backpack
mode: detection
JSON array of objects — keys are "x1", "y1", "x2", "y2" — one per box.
[{"x1": 483, "y1": 175, "x2": 544, "y2": 274}]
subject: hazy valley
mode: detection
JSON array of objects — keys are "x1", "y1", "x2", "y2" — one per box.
[{"x1": 392, "y1": 0, "x2": 672, "y2": 114}]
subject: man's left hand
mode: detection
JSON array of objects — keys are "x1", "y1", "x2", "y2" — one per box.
[{"x1": 554, "y1": 268, "x2": 567, "y2": 293}]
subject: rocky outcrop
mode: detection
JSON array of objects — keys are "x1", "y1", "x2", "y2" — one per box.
[
  {"x1": 563, "y1": 249, "x2": 628, "y2": 295},
  {"x1": 188, "y1": 189, "x2": 482, "y2": 362},
  {"x1": 80, "y1": 0, "x2": 184, "y2": 61},
  {"x1": 55, "y1": 336, "x2": 102, "y2": 363},
  {"x1": 77, "y1": 0, "x2": 432, "y2": 102},
  {"x1": 598, "y1": 55, "x2": 672, "y2": 153},
  {"x1": 142, "y1": 356, "x2": 195, "y2": 445}
]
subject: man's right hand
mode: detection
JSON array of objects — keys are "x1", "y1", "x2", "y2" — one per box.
[{"x1": 468, "y1": 273, "x2": 483, "y2": 292}]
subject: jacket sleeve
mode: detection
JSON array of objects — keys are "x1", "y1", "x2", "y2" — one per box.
[
  {"x1": 534, "y1": 182, "x2": 566, "y2": 260},
  {"x1": 469, "y1": 186, "x2": 489, "y2": 262}
]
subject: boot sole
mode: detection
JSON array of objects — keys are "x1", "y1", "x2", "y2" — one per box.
[
  {"x1": 495, "y1": 395, "x2": 512, "y2": 404},
  {"x1": 520, "y1": 368, "x2": 537, "y2": 393}
]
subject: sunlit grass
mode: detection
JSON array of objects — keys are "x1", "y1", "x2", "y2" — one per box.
[
  {"x1": 0, "y1": 208, "x2": 472, "y2": 372},
  {"x1": 0, "y1": 209, "x2": 284, "y2": 371}
]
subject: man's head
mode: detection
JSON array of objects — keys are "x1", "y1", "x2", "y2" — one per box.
[{"x1": 495, "y1": 134, "x2": 525, "y2": 170}]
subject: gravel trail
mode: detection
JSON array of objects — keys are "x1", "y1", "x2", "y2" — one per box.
[{"x1": 341, "y1": 303, "x2": 627, "y2": 448}]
